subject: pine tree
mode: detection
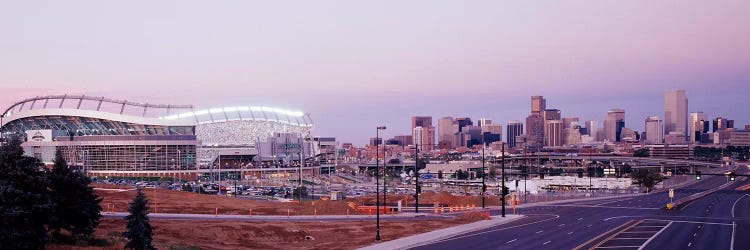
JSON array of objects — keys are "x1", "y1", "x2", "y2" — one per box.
[
  {"x1": 122, "y1": 188, "x2": 155, "y2": 250},
  {"x1": 48, "y1": 149, "x2": 103, "y2": 240},
  {"x1": 0, "y1": 137, "x2": 52, "y2": 249}
]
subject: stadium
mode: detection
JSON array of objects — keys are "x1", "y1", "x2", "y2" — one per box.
[{"x1": 0, "y1": 95, "x2": 316, "y2": 178}]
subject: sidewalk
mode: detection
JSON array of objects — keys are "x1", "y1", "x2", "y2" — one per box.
[{"x1": 357, "y1": 214, "x2": 524, "y2": 250}]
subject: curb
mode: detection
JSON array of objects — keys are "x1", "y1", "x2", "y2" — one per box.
[{"x1": 357, "y1": 214, "x2": 524, "y2": 250}]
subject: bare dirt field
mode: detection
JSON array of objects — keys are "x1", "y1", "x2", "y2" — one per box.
[
  {"x1": 73, "y1": 214, "x2": 486, "y2": 250},
  {"x1": 94, "y1": 184, "x2": 506, "y2": 216},
  {"x1": 55, "y1": 185, "x2": 492, "y2": 249}
]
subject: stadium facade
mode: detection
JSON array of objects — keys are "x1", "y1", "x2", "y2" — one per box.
[{"x1": 0, "y1": 95, "x2": 315, "y2": 176}]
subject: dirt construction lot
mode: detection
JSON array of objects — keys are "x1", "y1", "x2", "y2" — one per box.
[
  {"x1": 95, "y1": 184, "x2": 505, "y2": 216},
  {"x1": 78, "y1": 185, "x2": 490, "y2": 249},
  {"x1": 86, "y1": 215, "x2": 485, "y2": 250}
]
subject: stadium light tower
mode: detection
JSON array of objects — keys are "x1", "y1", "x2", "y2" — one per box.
[{"x1": 375, "y1": 126, "x2": 386, "y2": 241}]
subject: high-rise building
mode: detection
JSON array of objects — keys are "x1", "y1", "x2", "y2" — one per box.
[
  {"x1": 544, "y1": 120, "x2": 564, "y2": 147},
  {"x1": 604, "y1": 109, "x2": 625, "y2": 142},
  {"x1": 369, "y1": 137, "x2": 383, "y2": 146},
  {"x1": 531, "y1": 96, "x2": 546, "y2": 115},
  {"x1": 645, "y1": 116, "x2": 664, "y2": 144},
  {"x1": 689, "y1": 112, "x2": 708, "y2": 142},
  {"x1": 563, "y1": 126, "x2": 582, "y2": 145},
  {"x1": 394, "y1": 135, "x2": 413, "y2": 147},
  {"x1": 463, "y1": 125, "x2": 483, "y2": 147},
  {"x1": 411, "y1": 116, "x2": 433, "y2": 129},
  {"x1": 412, "y1": 116, "x2": 435, "y2": 151},
  {"x1": 438, "y1": 116, "x2": 456, "y2": 149},
  {"x1": 478, "y1": 118, "x2": 492, "y2": 127},
  {"x1": 455, "y1": 117, "x2": 473, "y2": 132},
  {"x1": 542, "y1": 109, "x2": 561, "y2": 121},
  {"x1": 584, "y1": 120, "x2": 598, "y2": 137},
  {"x1": 664, "y1": 90, "x2": 688, "y2": 140},
  {"x1": 506, "y1": 121, "x2": 524, "y2": 148},
  {"x1": 412, "y1": 127, "x2": 423, "y2": 148},
  {"x1": 713, "y1": 117, "x2": 734, "y2": 132},
  {"x1": 481, "y1": 123, "x2": 503, "y2": 145},
  {"x1": 525, "y1": 114, "x2": 545, "y2": 143},
  {"x1": 562, "y1": 117, "x2": 579, "y2": 129},
  {"x1": 481, "y1": 123, "x2": 502, "y2": 135}
]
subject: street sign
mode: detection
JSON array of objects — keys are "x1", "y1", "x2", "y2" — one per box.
[{"x1": 669, "y1": 189, "x2": 674, "y2": 198}]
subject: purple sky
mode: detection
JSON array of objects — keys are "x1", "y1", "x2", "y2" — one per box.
[{"x1": 1, "y1": 1, "x2": 749, "y2": 145}]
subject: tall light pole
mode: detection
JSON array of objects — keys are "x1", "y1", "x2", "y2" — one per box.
[
  {"x1": 481, "y1": 135, "x2": 486, "y2": 209},
  {"x1": 501, "y1": 143, "x2": 506, "y2": 217},
  {"x1": 375, "y1": 126, "x2": 386, "y2": 241},
  {"x1": 415, "y1": 140, "x2": 420, "y2": 214}
]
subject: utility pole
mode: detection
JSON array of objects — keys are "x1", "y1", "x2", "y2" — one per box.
[
  {"x1": 501, "y1": 143, "x2": 506, "y2": 217},
  {"x1": 375, "y1": 126, "x2": 385, "y2": 241},
  {"x1": 415, "y1": 141, "x2": 420, "y2": 213},
  {"x1": 482, "y1": 137, "x2": 486, "y2": 208}
]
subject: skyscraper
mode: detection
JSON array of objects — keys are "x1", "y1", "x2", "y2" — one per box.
[
  {"x1": 506, "y1": 121, "x2": 523, "y2": 148},
  {"x1": 645, "y1": 116, "x2": 664, "y2": 144},
  {"x1": 412, "y1": 116, "x2": 435, "y2": 151},
  {"x1": 689, "y1": 112, "x2": 708, "y2": 142},
  {"x1": 544, "y1": 120, "x2": 564, "y2": 147},
  {"x1": 478, "y1": 118, "x2": 492, "y2": 127},
  {"x1": 713, "y1": 117, "x2": 734, "y2": 132},
  {"x1": 562, "y1": 117, "x2": 580, "y2": 129},
  {"x1": 531, "y1": 96, "x2": 546, "y2": 115},
  {"x1": 584, "y1": 120, "x2": 598, "y2": 138},
  {"x1": 664, "y1": 90, "x2": 688, "y2": 139},
  {"x1": 455, "y1": 117, "x2": 473, "y2": 132},
  {"x1": 438, "y1": 116, "x2": 456, "y2": 149},
  {"x1": 542, "y1": 109, "x2": 561, "y2": 121},
  {"x1": 481, "y1": 123, "x2": 503, "y2": 145},
  {"x1": 412, "y1": 116, "x2": 433, "y2": 129},
  {"x1": 525, "y1": 113, "x2": 545, "y2": 142},
  {"x1": 603, "y1": 109, "x2": 625, "y2": 142},
  {"x1": 412, "y1": 127, "x2": 423, "y2": 148}
]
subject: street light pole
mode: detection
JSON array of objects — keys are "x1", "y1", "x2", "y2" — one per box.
[
  {"x1": 383, "y1": 140, "x2": 387, "y2": 214},
  {"x1": 501, "y1": 143, "x2": 506, "y2": 217},
  {"x1": 375, "y1": 126, "x2": 386, "y2": 241},
  {"x1": 482, "y1": 136, "x2": 486, "y2": 209},
  {"x1": 415, "y1": 141, "x2": 420, "y2": 214}
]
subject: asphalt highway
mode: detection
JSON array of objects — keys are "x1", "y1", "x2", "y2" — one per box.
[{"x1": 415, "y1": 166, "x2": 750, "y2": 250}]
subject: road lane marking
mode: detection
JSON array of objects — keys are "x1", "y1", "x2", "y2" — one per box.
[
  {"x1": 731, "y1": 194, "x2": 749, "y2": 218},
  {"x1": 543, "y1": 241, "x2": 551, "y2": 245},
  {"x1": 430, "y1": 214, "x2": 559, "y2": 244},
  {"x1": 536, "y1": 230, "x2": 543, "y2": 234},
  {"x1": 558, "y1": 224, "x2": 565, "y2": 227},
  {"x1": 578, "y1": 217, "x2": 583, "y2": 221},
  {"x1": 688, "y1": 242, "x2": 692, "y2": 247},
  {"x1": 506, "y1": 238, "x2": 517, "y2": 244},
  {"x1": 568, "y1": 231, "x2": 574, "y2": 235},
  {"x1": 594, "y1": 246, "x2": 641, "y2": 249},
  {"x1": 587, "y1": 224, "x2": 592, "y2": 228},
  {"x1": 638, "y1": 221, "x2": 672, "y2": 250}
]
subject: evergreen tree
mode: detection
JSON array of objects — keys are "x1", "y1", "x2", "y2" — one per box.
[
  {"x1": 0, "y1": 137, "x2": 52, "y2": 249},
  {"x1": 123, "y1": 188, "x2": 155, "y2": 250},
  {"x1": 48, "y1": 149, "x2": 103, "y2": 240}
]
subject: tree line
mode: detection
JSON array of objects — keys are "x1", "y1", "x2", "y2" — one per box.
[{"x1": 0, "y1": 138, "x2": 155, "y2": 249}]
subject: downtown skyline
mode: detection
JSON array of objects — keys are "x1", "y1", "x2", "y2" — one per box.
[{"x1": 2, "y1": 1, "x2": 749, "y2": 144}]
